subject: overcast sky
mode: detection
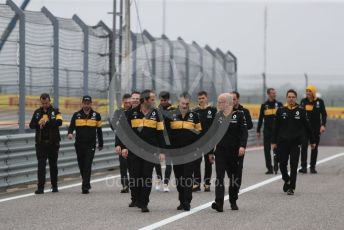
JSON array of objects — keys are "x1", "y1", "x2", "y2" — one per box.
[{"x1": 6, "y1": 0, "x2": 344, "y2": 76}]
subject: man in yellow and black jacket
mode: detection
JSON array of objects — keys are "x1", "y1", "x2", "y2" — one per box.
[
  {"x1": 165, "y1": 92, "x2": 202, "y2": 211},
  {"x1": 257, "y1": 88, "x2": 283, "y2": 174},
  {"x1": 30, "y1": 93, "x2": 63, "y2": 194},
  {"x1": 121, "y1": 90, "x2": 165, "y2": 213},
  {"x1": 68, "y1": 96, "x2": 103, "y2": 194},
  {"x1": 299, "y1": 85, "x2": 327, "y2": 174},
  {"x1": 272, "y1": 89, "x2": 315, "y2": 195}
]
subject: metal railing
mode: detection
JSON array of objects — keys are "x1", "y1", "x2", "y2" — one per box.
[
  {"x1": 0, "y1": 123, "x2": 261, "y2": 189},
  {"x1": 0, "y1": 127, "x2": 118, "y2": 189}
]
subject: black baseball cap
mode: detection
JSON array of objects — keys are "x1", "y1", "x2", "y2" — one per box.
[{"x1": 82, "y1": 95, "x2": 92, "y2": 102}]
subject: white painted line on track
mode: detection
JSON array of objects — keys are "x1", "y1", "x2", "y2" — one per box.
[
  {"x1": 0, "y1": 147, "x2": 263, "y2": 204},
  {"x1": 0, "y1": 175, "x2": 120, "y2": 203},
  {"x1": 139, "y1": 152, "x2": 344, "y2": 230}
]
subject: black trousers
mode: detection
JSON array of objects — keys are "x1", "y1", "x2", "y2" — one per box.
[
  {"x1": 119, "y1": 155, "x2": 129, "y2": 187},
  {"x1": 164, "y1": 157, "x2": 173, "y2": 185},
  {"x1": 263, "y1": 129, "x2": 278, "y2": 171},
  {"x1": 193, "y1": 152, "x2": 213, "y2": 186},
  {"x1": 35, "y1": 142, "x2": 59, "y2": 189},
  {"x1": 173, "y1": 161, "x2": 194, "y2": 205},
  {"x1": 237, "y1": 155, "x2": 244, "y2": 189},
  {"x1": 75, "y1": 143, "x2": 96, "y2": 190},
  {"x1": 214, "y1": 149, "x2": 240, "y2": 205},
  {"x1": 127, "y1": 152, "x2": 136, "y2": 203},
  {"x1": 278, "y1": 140, "x2": 300, "y2": 190},
  {"x1": 130, "y1": 154, "x2": 154, "y2": 207},
  {"x1": 301, "y1": 133, "x2": 320, "y2": 169},
  {"x1": 153, "y1": 163, "x2": 163, "y2": 180}
]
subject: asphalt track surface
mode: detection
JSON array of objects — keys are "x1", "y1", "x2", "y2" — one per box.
[{"x1": 0, "y1": 146, "x2": 343, "y2": 230}]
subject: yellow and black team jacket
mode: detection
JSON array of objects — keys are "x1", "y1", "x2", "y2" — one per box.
[
  {"x1": 68, "y1": 109, "x2": 103, "y2": 147},
  {"x1": 29, "y1": 106, "x2": 63, "y2": 144},
  {"x1": 165, "y1": 108, "x2": 202, "y2": 148},
  {"x1": 257, "y1": 100, "x2": 284, "y2": 133},
  {"x1": 300, "y1": 86, "x2": 327, "y2": 135},
  {"x1": 126, "y1": 106, "x2": 165, "y2": 149}
]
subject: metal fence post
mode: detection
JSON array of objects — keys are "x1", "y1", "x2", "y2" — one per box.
[
  {"x1": 42, "y1": 7, "x2": 59, "y2": 108},
  {"x1": 262, "y1": 73, "x2": 267, "y2": 102},
  {"x1": 7, "y1": 0, "x2": 25, "y2": 133},
  {"x1": 131, "y1": 32, "x2": 137, "y2": 92},
  {"x1": 215, "y1": 48, "x2": 227, "y2": 93},
  {"x1": 227, "y1": 51, "x2": 238, "y2": 91},
  {"x1": 97, "y1": 21, "x2": 114, "y2": 115},
  {"x1": 161, "y1": 34, "x2": 173, "y2": 92},
  {"x1": 304, "y1": 73, "x2": 309, "y2": 89},
  {"x1": 192, "y1": 41, "x2": 203, "y2": 91},
  {"x1": 177, "y1": 37, "x2": 189, "y2": 92},
  {"x1": 72, "y1": 15, "x2": 89, "y2": 96},
  {"x1": 205, "y1": 45, "x2": 216, "y2": 103},
  {"x1": 143, "y1": 30, "x2": 156, "y2": 90}
]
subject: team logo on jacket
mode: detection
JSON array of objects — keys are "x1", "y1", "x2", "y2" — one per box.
[
  {"x1": 91, "y1": 112, "x2": 97, "y2": 120},
  {"x1": 316, "y1": 101, "x2": 320, "y2": 108},
  {"x1": 150, "y1": 111, "x2": 157, "y2": 120},
  {"x1": 230, "y1": 114, "x2": 238, "y2": 123},
  {"x1": 282, "y1": 112, "x2": 287, "y2": 119},
  {"x1": 294, "y1": 111, "x2": 300, "y2": 119},
  {"x1": 187, "y1": 113, "x2": 195, "y2": 122},
  {"x1": 207, "y1": 110, "x2": 213, "y2": 119}
]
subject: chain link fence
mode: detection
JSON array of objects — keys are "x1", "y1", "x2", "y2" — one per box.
[
  {"x1": 0, "y1": 0, "x2": 237, "y2": 134},
  {"x1": 238, "y1": 74, "x2": 344, "y2": 106},
  {"x1": 0, "y1": 1, "x2": 111, "y2": 133}
]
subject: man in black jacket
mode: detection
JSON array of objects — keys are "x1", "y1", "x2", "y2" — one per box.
[
  {"x1": 192, "y1": 91, "x2": 217, "y2": 192},
  {"x1": 299, "y1": 85, "x2": 327, "y2": 174},
  {"x1": 257, "y1": 88, "x2": 283, "y2": 174},
  {"x1": 157, "y1": 91, "x2": 175, "y2": 192},
  {"x1": 272, "y1": 89, "x2": 316, "y2": 195},
  {"x1": 210, "y1": 93, "x2": 248, "y2": 212},
  {"x1": 231, "y1": 91, "x2": 253, "y2": 189},
  {"x1": 68, "y1": 96, "x2": 103, "y2": 194},
  {"x1": 30, "y1": 93, "x2": 62, "y2": 194},
  {"x1": 113, "y1": 93, "x2": 132, "y2": 193},
  {"x1": 112, "y1": 91, "x2": 141, "y2": 204}
]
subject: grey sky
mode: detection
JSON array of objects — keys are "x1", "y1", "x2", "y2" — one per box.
[{"x1": 7, "y1": 0, "x2": 344, "y2": 75}]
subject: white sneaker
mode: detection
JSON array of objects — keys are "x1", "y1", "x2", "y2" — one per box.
[
  {"x1": 155, "y1": 179, "x2": 162, "y2": 191},
  {"x1": 163, "y1": 184, "x2": 170, "y2": 192}
]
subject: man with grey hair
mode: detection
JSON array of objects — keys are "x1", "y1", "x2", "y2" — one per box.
[
  {"x1": 165, "y1": 92, "x2": 202, "y2": 211},
  {"x1": 209, "y1": 93, "x2": 248, "y2": 212}
]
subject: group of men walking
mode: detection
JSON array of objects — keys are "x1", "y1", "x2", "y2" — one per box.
[{"x1": 29, "y1": 84, "x2": 327, "y2": 212}]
